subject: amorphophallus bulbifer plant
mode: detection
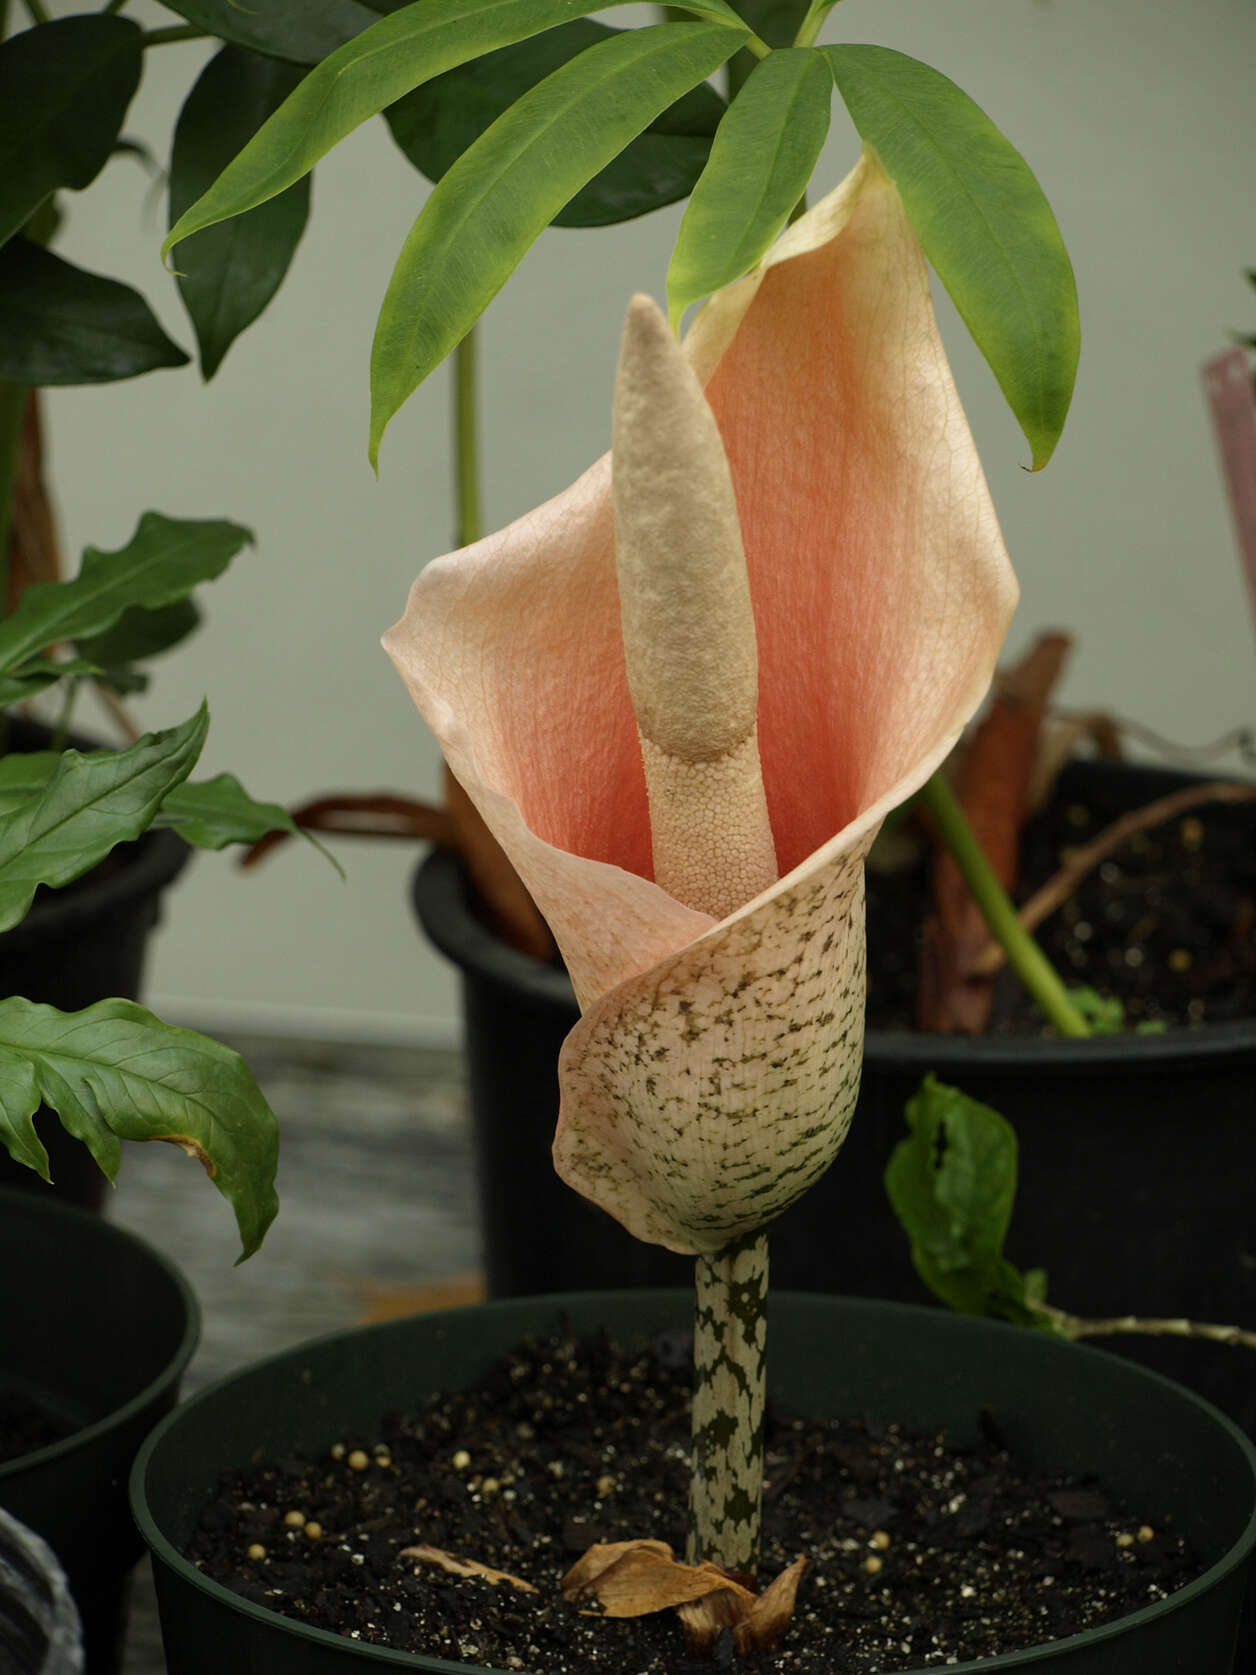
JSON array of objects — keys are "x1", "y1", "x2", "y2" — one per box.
[{"x1": 384, "y1": 148, "x2": 1017, "y2": 1607}]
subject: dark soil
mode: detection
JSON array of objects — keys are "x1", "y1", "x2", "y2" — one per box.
[
  {"x1": 866, "y1": 771, "x2": 1256, "y2": 1033},
  {"x1": 188, "y1": 1328, "x2": 1199, "y2": 1672},
  {"x1": 0, "y1": 1386, "x2": 76, "y2": 1465}
]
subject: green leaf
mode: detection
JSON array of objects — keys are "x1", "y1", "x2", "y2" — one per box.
[
  {"x1": 156, "y1": 771, "x2": 336, "y2": 865},
  {"x1": 824, "y1": 44, "x2": 1079, "y2": 470},
  {"x1": 0, "y1": 659, "x2": 100, "y2": 709},
  {"x1": 76, "y1": 597, "x2": 202, "y2": 672},
  {"x1": 0, "y1": 237, "x2": 189, "y2": 384},
  {"x1": 667, "y1": 46, "x2": 830, "y2": 327},
  {"x1": 385, "y1": 20, "x2": 725, "y2": 229},
  {"x1": 0, "y1": 996, "x2": 277, "y2": 1259},
  {"x1": 162, "y1": 0, "x2": 748, "y2": 263},
  {"x1": 0, "y1": 706, "x2": 207, "y2": 933},
  {"x1": 370, "y1": 21, "x2": 746, "y2": 464},
  {"x1": 155, "y1": 0, "x2": 380, "y2": 65},
  {"x1": 0, "y1": 512, "x2": 252, "y2": 677},
  {"x1": 170, "y1": 47, "x2": 310, "y2": 379},
  {"x1": 0, "y1": 750, "x2": 58, "y2": 814},
  {"x1": 884, "y1": 1074, "x2": 1049, "y2": 1328},
  {"x1": 0, "y1": 15, "x2": 143, "y2": 249}
]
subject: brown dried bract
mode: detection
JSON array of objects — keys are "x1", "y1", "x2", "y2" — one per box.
[
  {"x1": 678, "y1": 1555, "x2": 809, "y2": 1656},
  {"x1": 562, "y1": 1541, "x2": 746, "y2": 1616},
  {"x1": 399, "y1": 1544, "x2": 537, "y2": 1594},
  {"x1": 563, "y1": 1540, "x2": 807, "y2": 1656}
]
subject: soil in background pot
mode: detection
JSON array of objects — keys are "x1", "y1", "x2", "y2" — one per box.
[
  {"x1": 186, "y1": 1326, "x2": 1202, "y2": 1674},
  {"x1": 866, "y1": 759, "x2": 1255, "y2": 1034}
]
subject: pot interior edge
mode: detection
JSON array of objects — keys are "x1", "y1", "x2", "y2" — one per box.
[
  {"x1": 0, "y1": 1190, "x2": 201, "y2": 1479},
  {"x1": 133, "y1": 1293, "x2": 1256, "y2": 1672}
]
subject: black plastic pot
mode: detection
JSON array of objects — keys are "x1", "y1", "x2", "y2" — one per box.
[
  {"x1": 0, "y1": 1189, "x2": 199, "y2": 1675},
  {"x1": 133, "y1": 1291, "x2": 1256, "y2": 1673},
  {"x1": 0, "y1": 720, "x2": 190, "y2": 1209},
  {"x1": 411, "y1": 761, "x2": 1256, "y2": 1438}
]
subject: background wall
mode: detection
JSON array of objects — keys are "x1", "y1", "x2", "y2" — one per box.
[{"x1": 42, "y1": 0, "x2": 1256, "y2": 1046}]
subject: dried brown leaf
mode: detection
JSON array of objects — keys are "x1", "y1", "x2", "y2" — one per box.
[
  {"x1": 399, "y1": 1543, "x2": 537, "y2": 1594},
  {"x1": 562, "y1": 1540, "x2": 748, "y2": 1617}
]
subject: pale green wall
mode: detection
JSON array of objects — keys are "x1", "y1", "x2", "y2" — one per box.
[{"x1": 42, "y1": 0, "x2": 1256, "y2": 1043}]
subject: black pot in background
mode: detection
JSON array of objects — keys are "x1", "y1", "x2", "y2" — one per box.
[
  {"x1": 411, "y1": 760, "x2": 1256, "y2": 1434},
  {"x1": 0, "y1": 719, "x2": 190, "y2": 1209},
  {"x1": 133, "y1": 1291, "x2": 1256, "y2": 1674},
  {"x1": 0, "y1": 1189, "x2": 199, "y2": 1675}
]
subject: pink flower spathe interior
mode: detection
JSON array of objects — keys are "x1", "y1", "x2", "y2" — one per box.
[{"x1": 385, "y1": 150, "x2": 1018, "y2": 1255}]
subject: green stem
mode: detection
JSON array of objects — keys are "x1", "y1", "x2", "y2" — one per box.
[
  {"x1": 0, "y1": 382, "x2": 27, "y2": 611},
  {"x1": 102, "y1": 0, "x2": 129, "y2": 12},
  {"x1": 21, "y1": 0, "x2": 50, "y2": 24},
  {"x1": 453, "y1": 329, "x2": 481, "y2": 548},
  {"x1": 50, "y1": 677, "x2": 81, "y2": 752},
  {"x1": 688, "y1": 1229, "x2": 769, "y2": 1576},
  {"x1": 793, "y1": 0, "x2": 840, "y2": 50},
  {"x1": 1036, "y1": 1302, "x2": 1256, "y2": 1352},
  {"x1": 142, "y1": 23, "x2": 206, "y2": 46},
  {"x1": 918, "y1": 771, "x2": 1091, "y2": 1038}
]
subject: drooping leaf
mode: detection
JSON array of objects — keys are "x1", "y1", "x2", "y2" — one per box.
[
  {"x1": 0, "y1": 513, "x2": 252, "y2": 677},
  {"x1": 0, "y1": 238, "x2": 189, "y2": 384},
  {"x1": 155, "y1": 0, "x2": 379, "y2": 65},
  {"x1": 0, "y1": 659, "x2": 100, "y2": 710},
  {"x1": 0, "y1": 15, "x2": 143, "y2": 249},
  {"x1": 0, "y1": 995, "x2": 277, "y2": 1259},
  {"x1": 667, "y1": 46, "x2": 830, "y2": 327},
  {"x1": 162, "y1": 0, "x2": 748, "y2": 263},
  {"x1": 0, "y1": 706, "x2": 207, "y2": 933},
  {"x1": 385, "y1": 20, "x2": 725, "y2": 228},
  {"x1": 824, "y1": 44, "x2": 1079, "y2": 470},
  {"x1": 157, "y1": 772, "x2": 341, "y2": 871},
  {"x1": 370, "y1": 22, "x2": 747, "y2": 464},
  {"x1": 884, "y1": 1075, "x2": 1053, "y2": 1329},
  {"x1": 170, "y1": 47, "x2": 310, "y2": 378}
]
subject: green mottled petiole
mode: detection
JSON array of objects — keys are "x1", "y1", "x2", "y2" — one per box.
[{"x1": 689, "y1": 1228, "x2": 769, "y2": 1576}]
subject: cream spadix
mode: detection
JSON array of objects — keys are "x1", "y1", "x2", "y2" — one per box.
[{"x1": 612, "y1": 294, "x2": 777, "y2": 920}]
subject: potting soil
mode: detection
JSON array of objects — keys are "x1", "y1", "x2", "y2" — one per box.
[
  {"x1": 866, "y1": 776, "x2": 1256, "y2": 1033},
  {"x1": 187, "y1": 1327, "x2": 1200, "y2": 1672}
]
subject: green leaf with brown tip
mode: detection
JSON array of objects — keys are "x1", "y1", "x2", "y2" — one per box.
[{"x1": 0, "y1": 996, "x2": 278, "y2": 1259}]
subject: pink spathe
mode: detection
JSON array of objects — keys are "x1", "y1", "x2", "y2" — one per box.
[{"x1": 384, "y1": 150, "x2": 1017, "y2": 1255}]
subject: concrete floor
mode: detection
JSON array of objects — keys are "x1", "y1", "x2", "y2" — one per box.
[{"x1": 106, "y1": 1031, "x2": 484, "y2": 1675}]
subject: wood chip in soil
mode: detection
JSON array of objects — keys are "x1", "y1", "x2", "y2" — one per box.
[{"x1": 186, "y1": 1328, "x2": 1200, "y2": 1671}]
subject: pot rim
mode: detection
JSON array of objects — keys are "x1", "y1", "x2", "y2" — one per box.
[
  {"x1": 131, "y1": 1290, "x2": 1256, "y2": 1675},
  {"x1": 412, "y1": 844, "x2": 1256, "y2": 1071},
  {"x1": 0, "y1": 1189, "x2": 201, "y2": 1481}
]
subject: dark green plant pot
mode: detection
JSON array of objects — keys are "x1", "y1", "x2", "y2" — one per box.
[
  {"x1": 0, "y1": 1190, "x2": 199, "y2": 1675},
  {"x1": 132, "y1": 1292, "x2": 1256, "y2": 1674}
]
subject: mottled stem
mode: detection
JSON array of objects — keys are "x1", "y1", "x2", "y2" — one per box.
[
  {"x1": 689, "y1": 1229, "x2": 769, "y2": 1576},
  {"x1": 1040, "y1": 1304, "x2": 1256, "y2": 1351}
]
